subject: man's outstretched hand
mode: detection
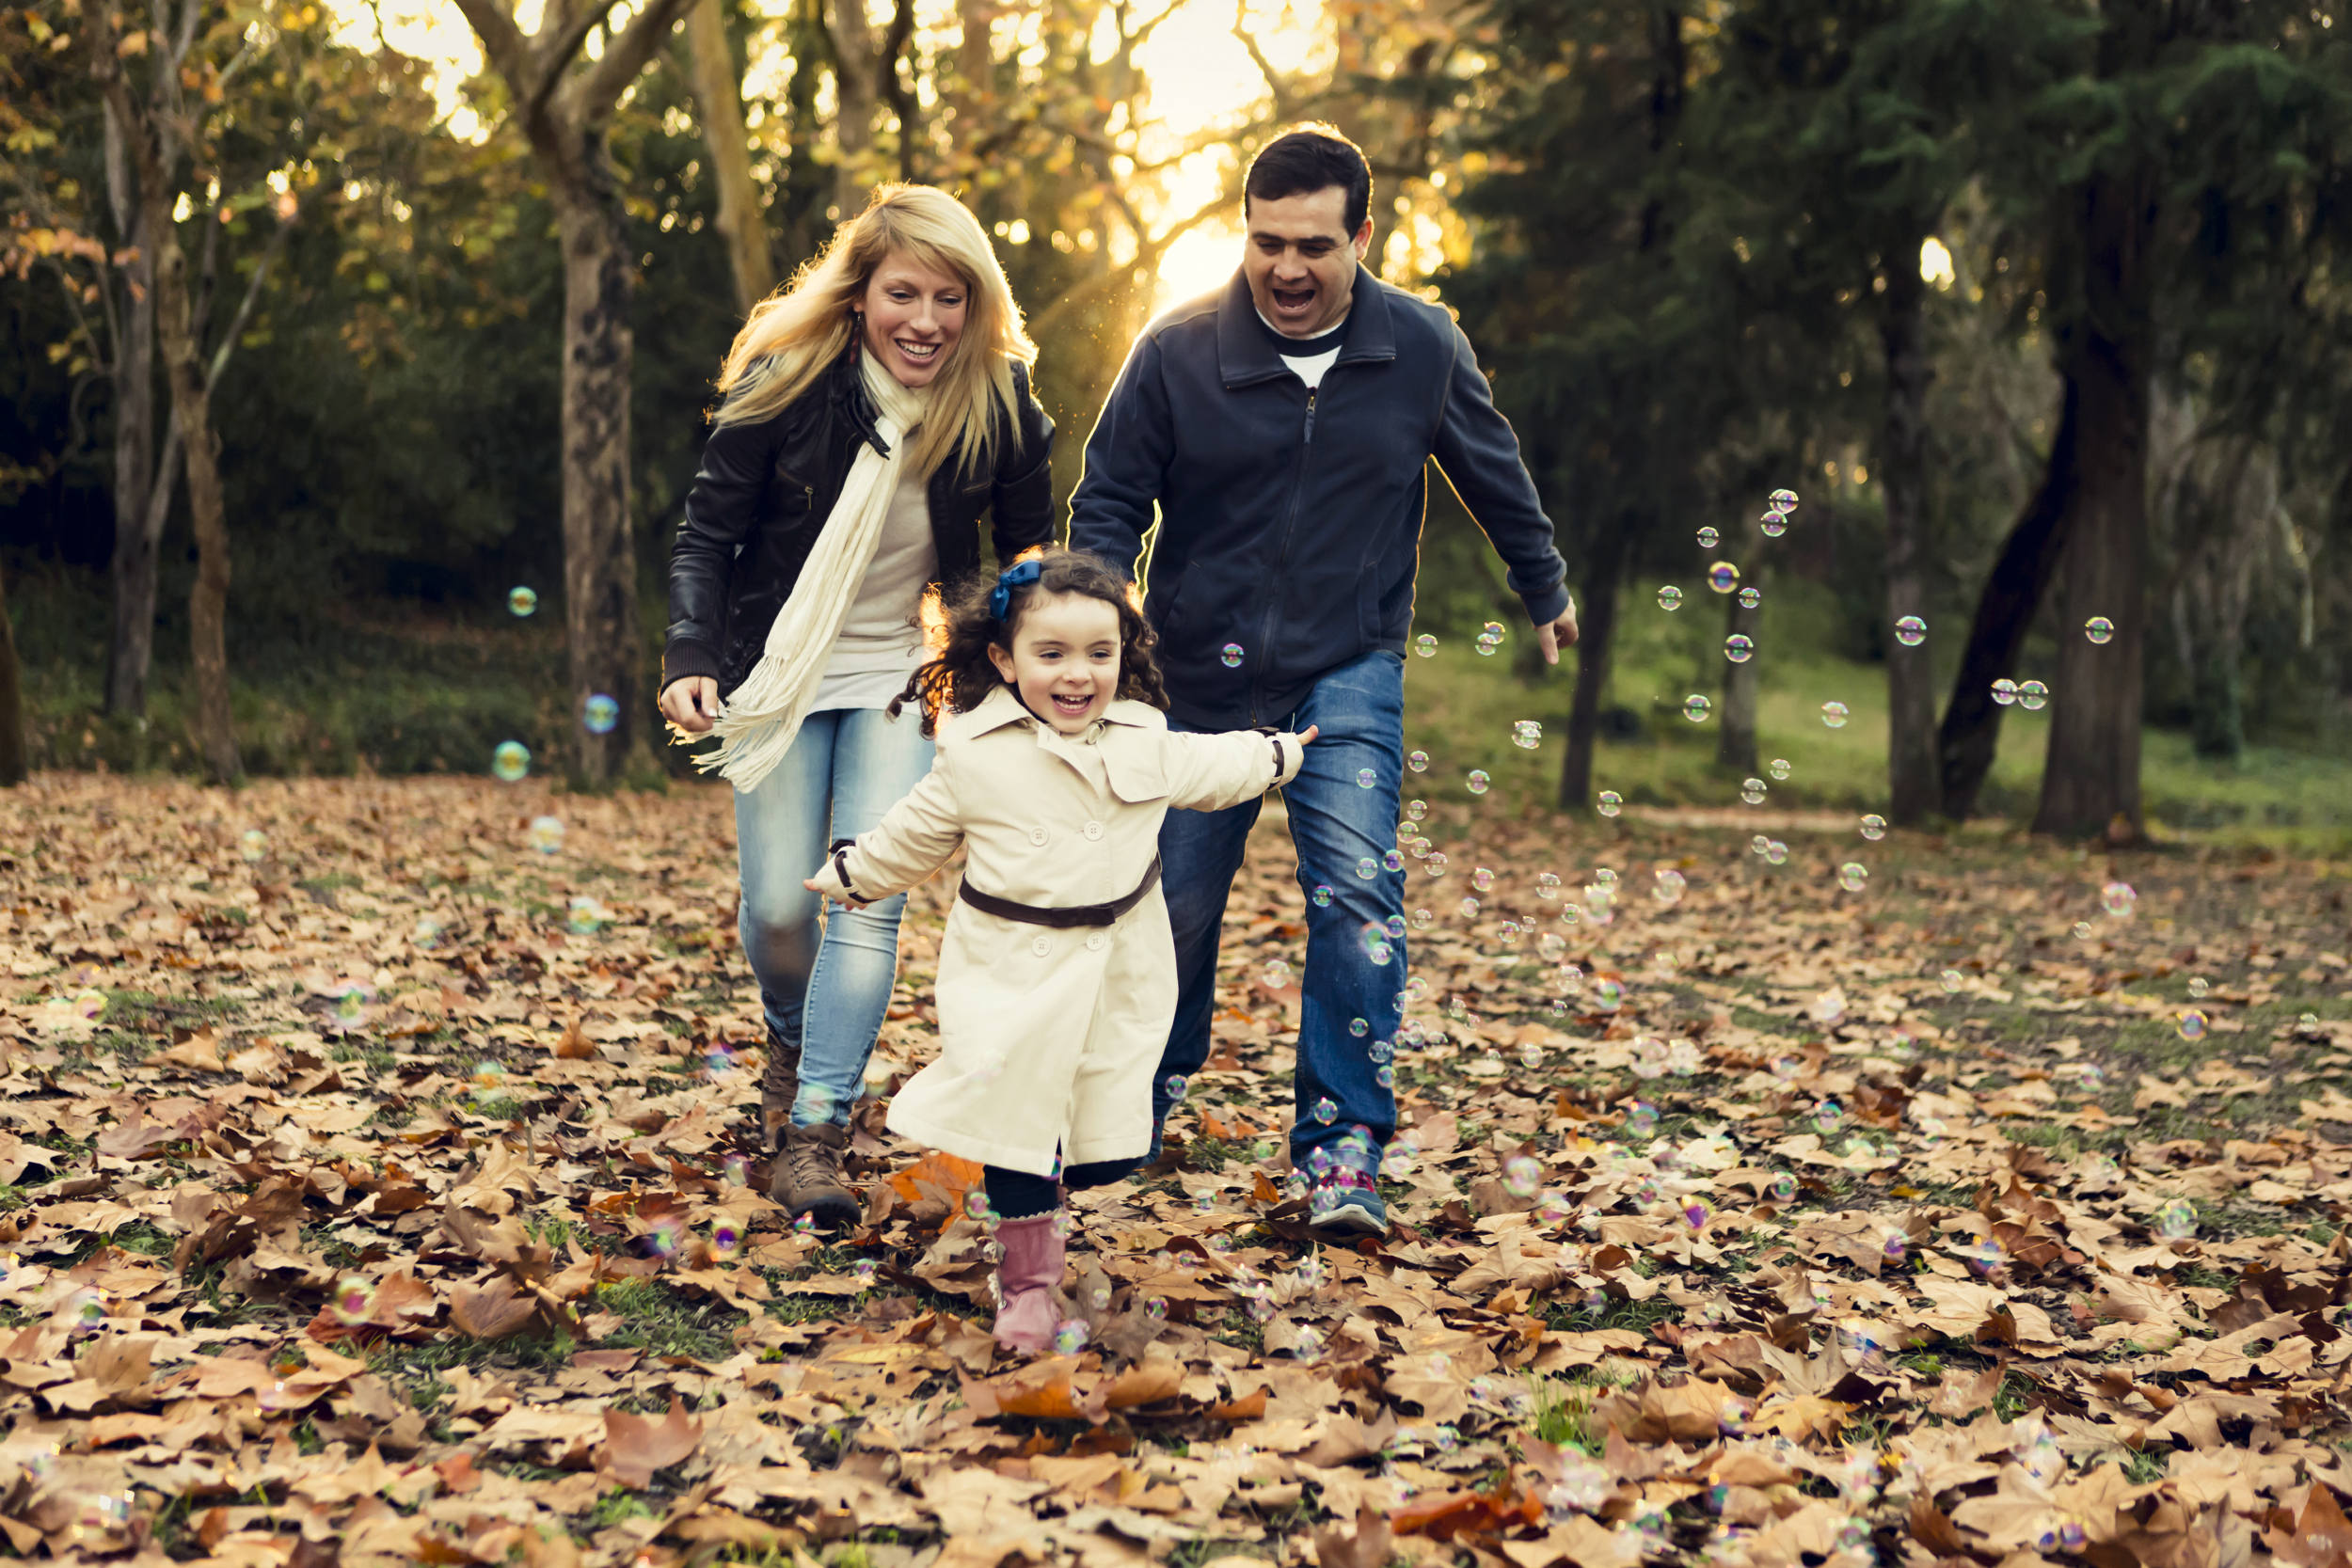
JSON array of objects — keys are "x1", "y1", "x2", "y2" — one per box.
[{"x1": 1535, "y1": 600, "x2": 1582, "y2": 664}]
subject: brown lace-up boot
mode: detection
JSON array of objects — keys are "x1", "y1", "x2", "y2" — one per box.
[
  {"x1": 758, "y1": 1034, "x2": 800, "y2": 1153},
  {"x1": 771, "y1": 1121, "x2": 862, "y2": 1228}
]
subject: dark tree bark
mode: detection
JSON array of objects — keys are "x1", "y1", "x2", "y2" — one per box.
[
  {"x1": 1558, "y1": 518, "x2": 1635, "y2": 813},
  {"x1": 454, "y1": 0, "x2": 698, "y2": 784},
  {"x1": 0, "y1": 562, "x2": 26, "y2": 786},
  {"x1": 1878, "y1": 251, "x2": 1939, "y2": 824},
  {"x1": 2033, "y1": 162, "x2": 2157, "y2": 840},
  {"x1": 1937, "y1": 377, "x2": 2080, "y2": 820},
  {"x1": 100, "y1": 89, "x2": 161, "y2": 716}
]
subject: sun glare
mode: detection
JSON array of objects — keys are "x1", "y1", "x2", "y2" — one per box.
[{"x1": 326, "y1": 0, "x2": 1322, "y2": 311}]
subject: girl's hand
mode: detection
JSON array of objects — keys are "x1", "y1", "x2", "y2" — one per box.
[
  {"x1": 803, "y1": 876, "x2": 869, "y2": 909},
  {"x1": 1296, "y1": 725, "x2": 1319, "y2": 745}
]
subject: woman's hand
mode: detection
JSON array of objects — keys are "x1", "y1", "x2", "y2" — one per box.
[{"x1": 660, "y1": 676, "x2": 722, "y2": 734}]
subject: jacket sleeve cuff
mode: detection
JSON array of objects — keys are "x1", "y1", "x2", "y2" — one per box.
[
  {"x1": 1518, "y1": 578, "x2": 1572, "y2": 628},
  {"x1": 661, "y1": 641, "x2": 723, "y2": 693}
]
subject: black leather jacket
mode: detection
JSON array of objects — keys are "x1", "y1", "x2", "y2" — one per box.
[{"x1": 662, "y1": 347, "x2": 1056, "y2": 698}]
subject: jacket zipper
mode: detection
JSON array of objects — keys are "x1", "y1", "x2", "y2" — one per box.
[{"x1": 1248, "y1": 382, "x2": 1320, "y2": 726}]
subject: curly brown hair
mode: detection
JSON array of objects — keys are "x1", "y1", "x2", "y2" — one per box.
[{"x1": 890, "y1": 546, "x2": 1169, "y2": 737}]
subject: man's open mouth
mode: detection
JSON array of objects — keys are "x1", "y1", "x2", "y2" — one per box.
[{"x1": 1271, "y1": 286, "x2": 1315, "y2": 313}]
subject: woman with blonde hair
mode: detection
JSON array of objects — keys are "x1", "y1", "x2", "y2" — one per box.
[{"x1": 660, "y1": 183, "x2": 1053, "y2": 1227}]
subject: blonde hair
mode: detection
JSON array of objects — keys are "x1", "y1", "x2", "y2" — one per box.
[{"x1": 714, "y1": 184, "x2": 1036, "y2": 480}]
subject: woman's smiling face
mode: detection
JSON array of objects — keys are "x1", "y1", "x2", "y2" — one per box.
[{"x1": 858, "y1": 253, "x2": 968, "y2": 388}]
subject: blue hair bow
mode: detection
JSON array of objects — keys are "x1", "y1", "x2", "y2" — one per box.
[{"x1": 989, "y1": 558, "x2": 1043, "y2": 623}]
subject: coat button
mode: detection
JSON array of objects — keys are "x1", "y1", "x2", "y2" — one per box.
[
  {"x1": 1085, "y1": 932, "x2": 1106, "y2": 952},
  {"x1": 1082, "y1": 821, "x2": 1104, "y2": 841},
  {"x1": 1029, "y1": 827, "x2": 1050, "y2": 847},
  {"x1": 1031, "y1": 935, "x2": 1053, "y2": 957}
]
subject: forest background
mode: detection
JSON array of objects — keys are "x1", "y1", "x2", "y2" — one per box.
[{"x1": 3, "y1": 0, "x2": 2349, "y2": 843}]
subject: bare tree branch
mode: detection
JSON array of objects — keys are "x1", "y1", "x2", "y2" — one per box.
[
  {"x1": 451, "y1": 0, "x2": 539, "y2": 105},
  {"x1": 1231, "y1": 0, "x2": 1295, "y2": 120},
  {"x1": 528, "y1": 0, "x2": 620, "y2": 117},
  {"x1": 570, "y1": 0, "x2": 699, "y2": 122}
]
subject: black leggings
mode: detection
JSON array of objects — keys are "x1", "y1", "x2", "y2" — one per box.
[{"x1": 984, "y1": 1155, "x2": 1145, "y2": 1219}]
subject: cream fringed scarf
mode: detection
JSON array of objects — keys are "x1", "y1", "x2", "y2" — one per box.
[{"x1": 698, "y1": 350, "x2": 932, "y2": 794}]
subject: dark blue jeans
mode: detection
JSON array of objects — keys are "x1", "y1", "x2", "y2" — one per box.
[{"x1": 1154, "y1": 650, "x2": 1405, "y2": 1160}]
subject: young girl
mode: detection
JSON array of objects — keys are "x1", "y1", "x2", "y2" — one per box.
[{"x1": 803, "y1": 546, "x2": 1314, "y2": 1353}]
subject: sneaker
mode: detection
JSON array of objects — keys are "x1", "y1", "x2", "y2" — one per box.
[{"x1": 1303, "y1": 1122, "x2": 1389, "y2": 1238}]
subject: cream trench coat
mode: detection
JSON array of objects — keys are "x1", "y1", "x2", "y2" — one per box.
[{"x1": 806, "y1": 684, "x2": 1305, "y2": 1176}]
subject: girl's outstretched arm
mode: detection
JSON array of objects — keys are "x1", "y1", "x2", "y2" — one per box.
[
  {"x1": 1159, "y1": 724, "x2": 1317, "y2": 814},
  {"x1": 803, "y1": 762, "x2": 965, "y2": 907}
]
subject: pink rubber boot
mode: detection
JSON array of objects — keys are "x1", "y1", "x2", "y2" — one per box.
[{"x1": 992, "y1": 1212, "x2": 1066, "y2": 1354}]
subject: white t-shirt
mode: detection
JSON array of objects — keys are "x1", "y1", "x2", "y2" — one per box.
[
  {"x1": 1258, "y1": 306, "x2": 1349, "y2": 389},
  {"x1": 812, "y1": 456, "x2": 936, "y2": 711}
]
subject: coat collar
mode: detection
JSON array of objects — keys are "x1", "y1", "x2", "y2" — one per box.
[
  {"x1": 961, "y1": 684, "x2": 1166, "y2": 738},
  {"x1": 1216, "y1": 264, "x2": 1399, "y2": 390}
]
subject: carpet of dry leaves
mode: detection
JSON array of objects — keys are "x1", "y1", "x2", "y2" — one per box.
[{"x1": 4, "y1": 771, "x2": 2352, "y2": 1568}]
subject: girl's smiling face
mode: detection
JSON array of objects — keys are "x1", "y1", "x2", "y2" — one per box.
[{"x1": 987, "y1": 592, "x2": 1122, "y2": 735}]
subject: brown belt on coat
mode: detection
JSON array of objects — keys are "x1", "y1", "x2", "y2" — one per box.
[{"x1": 957, "y1": 854, "x2": 1162, "y2": 929}]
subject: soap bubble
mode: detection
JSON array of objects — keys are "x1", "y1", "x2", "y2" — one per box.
[
  {"x1": 507, "y1": 586, "x2": 538, "y2": 616},
  {"x1": 2102, "y1": 880, "x2": 2137, "y2": 917},
  {"x1": 1220, "y1": 642, "x2": 1244, "y2": 667},
  {"x1": 1859, "y1": 814, "x2": 1886, "y2": 841},
  {"x1": 1262, "y1": 959, "x2": 1294, "y2": 988},
  {"x1": 1311, "y1": 884, "x2": 1333, "y2": 908},
  {"x1": 1457, "y1": 896, "x2": 1480, "y2": 920},
  {"x1": 414, "y1": 914, "x2": 445, "y2": 949},
  {"x1": 1658, "y1": 585, "x2": 1685, "y2": 611},
  {"x1": 1415, "y1": 633, "x2": 1437, "y2": 657},
  {"x1": 582, "y1": 693, "x2": 620, "y2": 735},
  {"x1": 330, "y1": 981, "x2": 372, "y2": 1029},
  {"x1": 1474, "y1": 636, "x2": 1499, "y2": 657},
  {"x1": 1883, "y1": 1230, "x2": 1908, "y2": 1264},
  {"x1": 1696, "y1": 527, "x2": 1720, "y2": 548},
  {"x1": 331, "y1": 1276, "x2": 376, "y2": 1323},
  {"x1": 1894, "y1": 615, "x2": 1926, "y2": 647},
  {"x1": 1991, "y1": 677, "x2": 2018, "y2": 705},
  {"x1": 1467, "y1": 769, "x2": 1490, "y2": 795},
  {"x1": 1813, "y1": 1099, "x2": 1843, "y2": 1133},
  {"x1": 1311, "y1": 1097, "x2": 1338, "y2": 1125},
  {"x1": 2085, "y1": 616, "x2": 2115, "y2": 645},
  {"x1": 1682, "y1": 1198, "x2": 1711, "y2": 1231},
  {"x1": 2018, "y1": 679, "x2": 2049, "y2": 710},
  {"x1": 1483, "y1": 621, "x2": 1506, "y2": 641},
  {"x1": 1768, "y1": 757, "x2": 1791, "y2": 780},
  {"x1": 1407, "y1": 750, "x2": 1429, "y2": 772},
  {"x1": 1653, "y1": 868, "x2": 1686, "y2": 905},
  {"x1": 1683, "y1": 694, "x2": 1711, "y2": 722},
  {"x1": 1163, "y1": 1074, "x2": 1189, "y2": 1104},
  {"x1": 710, "y1": 1222, "x2": 741, "y2": 1261},
  {"x1": 1512, "y1": 720, "x2": 1542, "y2": 750},
  {"x1": 1770, "y1": 1172, "x2": 1797, "y2": 1202},
  {"x1": 1740, "y1": 778, "x2": 1766, "y2": 805},
  {"x1": 1765, "y1": 839, "x2": 1788, "y2": 863},
  {"x1": 492, "y1": 740, "x2": 531, "y2": 782},
  {"x1": 1738, "y1": 586, "x2": 1761, "y2": 610},
  {"x1": 239, "y1": 828, "x2": 269, "y2": 862},
  {"x1": 1820, "y1": 702, "x2": 1849, "y2": 729},
  {"x1": 1724, "y1": 634, "x2": 1755, "y2": 663},
  {"x1": 1760, "y1": 508, "x2": 1788, "y2": 538},
  {"x1": 567, "y1": 895, "x2": 606, "y2": 935},
  {"x1": 1597, "y1": 790, "x2": 1622, "y2": 817},
  {"x1": 1593, "y1": 978, "x2": 1623, "y2": 1010},
  {"x1": 1405, "y1": 799, "x2": 1426, "y2": 820},
  {"x1": 1770, "y1": 488, "x2": 1798, "y2": 509},
  {"x1": 1503, "y1": 1155, "x2": 1542, "y2": 1196},
  {"x1": 1708, "y1": 562, "x2": 1740, "y2": 594},
  {"x1": 2186, "y1": 975, "x2": 2208, "y2": 998},
  {"x1": 1410, "y1": 908, "x2": 1432, "y2": 929},
  {"x1": 1355, "y1": 856, "x2": 1377, "y2": 880},
  {"x1": 2177, "y1": 1009, "x2": 2207, "y2": 1041},
  {"x1": 1837, "y1": 863, "x2": 1867, "y2": 893},
  {"x1": 2153, "y1": 1197, "x2": 2197, "y2": 1239},
  {"x1": 1470, "y1": 865, "x2": 1495, "y2": 892},
  {"x1": 1518, "y1": 1042, "x2": 1543, "y2": 1069},
  {"x1": 1625, "y1": 1101, "x2": 1658, "y2": 1136},
  {"x1": 527, "y1": 815, "x2": 564, "y2": 853},
  {"x1": 1426, "y1": 851, "x2": 1448, "y2": 876},
  {"x1": 1052, "y1": 1320, "x2": 1089, "y2": 1354}
]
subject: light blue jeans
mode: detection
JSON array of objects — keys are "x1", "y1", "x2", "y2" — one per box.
[{"x1": 734, "y1": 705, "x2": 935, "y2": 1128}]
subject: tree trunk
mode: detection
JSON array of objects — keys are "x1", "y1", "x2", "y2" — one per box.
[
  {"x1": 826, "y1": 0, "x2": 878, "y2": 218},
  {"x1": 1715, "y1": 509, "x2": 1759, "y2": 777},
  {"x1": 555, "y1": 171, "x2": 644, "y2": 785},
  {"x1": 1558, "y1": 518, "x2": 1634, "y2": 813},
  {"x1": 1936, "y1": 376, "x2": 2080, "y2": 820},
  {"x1": 0, "y1": 562, "x2": 26, "y2": 786},
  {"x1": 1878, "y1": 252, "x2": 1939, "y2": 825},
  {"x1": 101, "y1": 97, "x2": 161, "y2": 717},
  {"x1": 151, "y1": 217, "x2": 238, "y2": 784},
  {"x1": 682, "y1": 0, "x2": 773, "y2": 314},
  {"x1": 2032, "y1": 164, "x2": 2155, "y2": 841}
]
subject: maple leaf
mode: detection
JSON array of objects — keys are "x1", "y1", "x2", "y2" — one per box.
[{"x1": 596, "y1": 1397, "x2": 702, "y2": 1488}]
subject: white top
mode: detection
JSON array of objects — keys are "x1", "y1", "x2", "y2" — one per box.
[
  {"x1": 1258, "y1": 306, "x2": 1349, "y2": 390},
  {"x1": 811, "y1": 453, "x2": 935, "y2": 711}
]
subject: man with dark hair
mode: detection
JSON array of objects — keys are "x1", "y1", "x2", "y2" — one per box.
[{"x1": 1068, "y1": 121, "x2": 1578, "y2": 1239}]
